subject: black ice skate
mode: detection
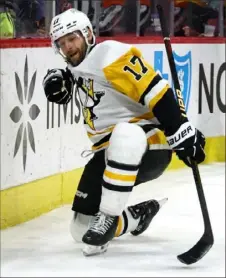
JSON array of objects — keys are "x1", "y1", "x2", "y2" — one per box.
[
  {"x1": 82, "y1": 212, "x2": 118, "y2": 246},
  {"x1": 129, "y1": 198, "x2": 168, "y2": 236}
]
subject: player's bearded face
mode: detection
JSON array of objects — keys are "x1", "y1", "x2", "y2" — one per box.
[{"x1": 57, "y1": 32, "x2": 87, "y2": 66}]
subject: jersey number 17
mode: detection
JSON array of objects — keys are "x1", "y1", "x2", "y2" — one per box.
[{"x1": 123, "y1": 56, "x2": 148, "y2": 81}]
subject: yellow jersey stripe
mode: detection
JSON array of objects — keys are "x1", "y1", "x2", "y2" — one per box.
[
  {"x1": 129, "y1": 111, "x2": 155, "y2": 123},
  {"x1": 148, "y1": 86, "x2": 170, "y2": 111},
  {"x1": 139, "y1": 74, "x2": 162, "y2": 105},
  {"x1": 92, "y1": 141, "x2": 109, "y2": 151},
  {"x1": 104, "y1": 170, "x2": 137, "y2": 182},
  {"x1": 88, "y1": 125, "x2": 115, "y2": 138}
]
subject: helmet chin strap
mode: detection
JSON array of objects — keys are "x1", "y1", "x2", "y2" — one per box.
[{"x1": 84, "y1": 33, "x2": 96, "y2": 58}]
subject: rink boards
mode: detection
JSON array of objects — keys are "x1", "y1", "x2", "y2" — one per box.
[{"x1": 0, "y1": 37, "x2": 225, "y2": 228}]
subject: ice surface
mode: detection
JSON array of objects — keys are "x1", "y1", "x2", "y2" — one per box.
[{"x1": 1, "y1": 163, "x2": 225, "y2": 277}]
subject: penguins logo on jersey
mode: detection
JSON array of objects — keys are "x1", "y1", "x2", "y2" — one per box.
[{"x1": 78, "y1": 78, "x2": 105, "y2": 130}]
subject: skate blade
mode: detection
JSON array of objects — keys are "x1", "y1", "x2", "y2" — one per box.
[
  {"x1": 83, "y1": 242, "x2": 109, "y2": 257},
  {"x1": 158, "y1": 197, "x2": 168, "y2": 208}
]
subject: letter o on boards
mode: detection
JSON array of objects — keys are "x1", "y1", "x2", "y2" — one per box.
[{"x1": 216, "y1": 62, "x2": 226, "y2": 113}]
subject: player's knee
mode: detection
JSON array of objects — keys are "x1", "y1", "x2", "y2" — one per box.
[
  {"x1": 70, "y1": 212, "x2": 91, "y2": 243},
  {"x1": 108, "y1": 122, "x2": 147, "y2": 165}
]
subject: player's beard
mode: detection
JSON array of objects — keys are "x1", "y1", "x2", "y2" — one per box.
[{"x1": 67, "y1": 43, "x2": 88, "y2": 67}]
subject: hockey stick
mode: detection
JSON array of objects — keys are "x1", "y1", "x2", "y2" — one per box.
[{"x1": 156, "y1": 4, "x2": 214, "y2": 265}]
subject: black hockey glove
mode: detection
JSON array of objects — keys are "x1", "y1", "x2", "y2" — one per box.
[
  {"x1": 166, "y1": 122, "x2": 206, "y2": 167},
  {"x1": 43, "y1": 68, "x2": 74, "y2": 104}
]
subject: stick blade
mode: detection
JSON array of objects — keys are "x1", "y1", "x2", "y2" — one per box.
[{"x1": 177, "y1": 233, "x2": 214, "y2": 265}]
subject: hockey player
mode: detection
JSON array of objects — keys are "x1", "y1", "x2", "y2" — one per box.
[{"x1": 43, "y1": 8, "x2": 206, "y2": 256}]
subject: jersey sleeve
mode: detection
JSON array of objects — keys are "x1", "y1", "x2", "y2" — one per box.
[{"x1": 102, "y1": 46, "x2": 170, "y2": 112}]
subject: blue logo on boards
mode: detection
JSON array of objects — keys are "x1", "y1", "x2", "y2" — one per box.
[{"x1": 154, "y1": 50, "x2": 192, "y2": 111}]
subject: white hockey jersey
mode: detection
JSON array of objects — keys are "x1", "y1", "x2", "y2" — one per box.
[{"x1": 68, "y1": 40, "x2": 171, "y2": 151}]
